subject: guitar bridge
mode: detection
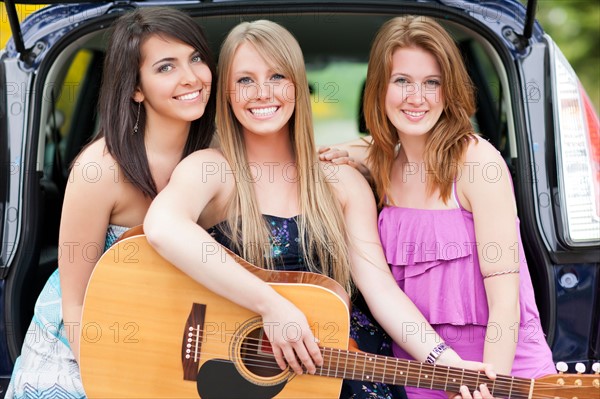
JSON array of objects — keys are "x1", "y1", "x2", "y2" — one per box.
[{"x1": 181, "y1": 303, "x2": 206, "y2": 381}]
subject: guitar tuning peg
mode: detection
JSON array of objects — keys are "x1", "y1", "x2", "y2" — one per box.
[
  {"x1": 556, "y1": 361, "x2": 568, "y2": 373},
  {"x1": 592, "y1": 362, "x2": 600, "y2": 374},
  {"x1": 575, "y1": 363, "x2": 586, "y2": 374}
]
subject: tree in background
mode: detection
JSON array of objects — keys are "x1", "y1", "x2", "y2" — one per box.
[{"x1": 534, "y1": 0, "x2": 600, "y2": 112}]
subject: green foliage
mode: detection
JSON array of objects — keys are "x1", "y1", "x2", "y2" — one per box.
[{"x1": 533, "y1": 0, "x2": 600, "y2": 112}]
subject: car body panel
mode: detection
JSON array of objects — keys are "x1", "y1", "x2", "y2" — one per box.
[{"x1": 0, "y1": 1, "x2": 598, "y2": 396}]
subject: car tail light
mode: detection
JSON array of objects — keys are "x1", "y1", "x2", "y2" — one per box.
[{"x1": 551, "y1": 41, "x2": 600, "y2": 245}]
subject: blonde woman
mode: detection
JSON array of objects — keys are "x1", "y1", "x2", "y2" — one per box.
[
  {"x1": 320, "y1": 16, "x2": 555, "y2": 399},
  {"x1": 145, "y1": 19, "x2": 494, "y2": 399}
]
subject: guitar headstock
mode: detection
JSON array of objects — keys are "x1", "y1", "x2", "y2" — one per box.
[{"x1": 533, "y1": 362, "x2": 599, "y2": 399}]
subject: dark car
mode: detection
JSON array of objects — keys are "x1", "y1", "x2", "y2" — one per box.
[{"x1": 1, "y1": 0, "x2": 599, "y2": 396}]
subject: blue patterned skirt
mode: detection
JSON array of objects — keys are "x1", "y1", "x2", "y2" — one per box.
[
  {"x1": 6, "y1": 225, "x2": 128, "y2": 399},
  {"x1": 5, "y1": 269, "x2": 86, "y2": 399},
  {"x1": 341, "y1": 300, "x2": 407, "y2": 399}
]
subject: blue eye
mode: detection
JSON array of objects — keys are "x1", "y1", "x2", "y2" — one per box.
[
  {"x1": 424, "y1": 79, "x2": 441, "y2": 89},
  {"x1": 394, "y1": 77, "x2": 408, "y2": 84},
  {"x1": 191, "y1": 54, "x2": 202, "y2": 63},
  {"x1": 158, "y1": 64, "x2": 173, "y2": 73},
  {"x1": 237, "y1": 77, "x2": 253, "y2": 84},
  {"x1": 272, "y1": 73, "x2": 285, "y2": 80}
]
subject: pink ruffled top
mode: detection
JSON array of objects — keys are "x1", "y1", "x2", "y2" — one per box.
[{"x1": 378, "y1": 188, "x2": 541, "y2": 327}]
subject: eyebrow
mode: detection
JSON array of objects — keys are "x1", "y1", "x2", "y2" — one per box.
[
  {"x1": 152, "y1": 57, "x2": 175, "y2": 67},
  {"x1": 231, "y1": 67, "x2": 278, "y2": 77},
  {"x1": 231, "y1": 72, "x2": 278, "y2": 79},
  {"x1": 231, "y1": 70, "x2": 254, "y2": 76},
  {"x1": 151, "y1": 50, "x2": 200, "y2": 67},
  {"x1": 390, "y1": 72, "x2": 442, "y2": 79}
]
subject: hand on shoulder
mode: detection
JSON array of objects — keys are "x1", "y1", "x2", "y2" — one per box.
[{"x1": 318, "y1": 137, "x2": 373, "y2": 181}]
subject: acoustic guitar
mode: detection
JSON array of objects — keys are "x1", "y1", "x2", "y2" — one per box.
[{"x1": 80, "y1": 234, "x2": 599, "y2": 398}]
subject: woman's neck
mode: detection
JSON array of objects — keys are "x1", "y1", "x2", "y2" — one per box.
[
  {"x1": 244, "y1": 128, "x2": 295, "y2": 165},
  {"x1": 242, "y1": 127, "x2": 300, "y2": 216},
  {"x1": 144, "y1": 119, "x2": 190, "y2": 157},
  {"x1": 397, "y1": 134, "x2": 427, "y2": 164}
]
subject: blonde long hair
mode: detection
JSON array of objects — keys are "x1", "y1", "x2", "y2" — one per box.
[
  {"x1": 364, "y1": 16, "x2": 476, "y2": 206},
  {"x1": 216, "y1": 20, "x2": 352, "y2": 292}
]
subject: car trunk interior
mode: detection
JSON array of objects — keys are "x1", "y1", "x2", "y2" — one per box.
[{"x1": 9, "y1": 6, "x2": 551, "y2": 360}]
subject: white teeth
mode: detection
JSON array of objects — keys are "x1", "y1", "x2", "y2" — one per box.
[
  {"x1": 176, "y1": 91, "x2": 200, "y2": 101},
  {"x1": 404, "y1": 110, "x2": 426, "y2": 117},
  {"x1": 250, "y1": 106, "x2": 278, "y2": 116}
]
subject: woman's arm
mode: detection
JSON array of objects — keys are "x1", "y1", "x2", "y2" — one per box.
[
  {"x1": 143, "y1": 149, "x2": 322, "y2": 374},
  {"x1": 319, "y1": 136, "x2": 372, "y2": 180},
  {"x1": 330, "y1": 163, "x2": 496, "y2": 398},
  {"x1": 460, "y1": 139, "x2": 521, "y2": 375},
  {"x1": 332, "y1": 164, "x2": 456, "y2": 361},
  {"x1": 59, "y1": 141, "x2": 120, "y2": 361}
]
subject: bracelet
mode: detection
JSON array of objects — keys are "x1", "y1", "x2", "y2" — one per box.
[
  {"x1": 483, "y1": 268, "x2": 520, "y2": 279},
  {"x1": 425, "y1": 342, "x2": 450, "y2": 364}
]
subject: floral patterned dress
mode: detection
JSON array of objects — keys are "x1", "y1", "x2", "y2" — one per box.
[
  {"x1": 209, "y1": 215, "x2": 406, "y2": 399},
  {"x1": 6, "y1": 224, "x2": 129, "y2": 399}
]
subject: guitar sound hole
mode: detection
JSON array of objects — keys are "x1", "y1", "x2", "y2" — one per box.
[{"x1": 240, "y1": 328, "x2": 282, "y2": 378}]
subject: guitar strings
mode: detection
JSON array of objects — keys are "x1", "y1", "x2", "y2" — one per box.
[
  {"x1": 178, "y1": 342, "x2": 590, "y2": 399},
  {"x1": 186, "y1": 331, "x2": 551, "y2": 388},
  {"x1": 179, "y1": 345, "x2": 589, "y2": 398},
  {"x1": 179, "y1": 332, "x2": 590, "y2": 397}
]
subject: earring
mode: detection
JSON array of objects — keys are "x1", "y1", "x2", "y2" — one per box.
[{"x1": 133, "y1": 101, "x2": 141, "y2": 134}]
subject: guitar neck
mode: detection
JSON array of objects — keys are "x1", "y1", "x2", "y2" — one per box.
[{"x1": 317, "y1": 347, "x2": 532, "y2": 399}]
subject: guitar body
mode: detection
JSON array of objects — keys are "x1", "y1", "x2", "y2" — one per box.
[
  {"x1": 80, "y1": 235, "x2": 350, "y2": 398},
  {"x1": 81, "y1": 234, "x2": 600, "y2": 399}
]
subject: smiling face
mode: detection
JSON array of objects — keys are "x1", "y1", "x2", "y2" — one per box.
[
  {"x1": 385, "y1": 46, "x2": 444, "y2": 140},
  {"x1": 134, "y1": 34, "x2": 212, "y2": 128},
  {"x1": 228, "y1": 42, "x2": 295, "y2": 139}
]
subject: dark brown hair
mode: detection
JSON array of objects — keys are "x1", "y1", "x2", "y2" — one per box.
[{"x1": 93, "y1": 7, "x2": 216, "y2": 197}]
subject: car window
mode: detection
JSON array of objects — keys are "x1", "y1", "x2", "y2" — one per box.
[
  {"x1": 307, "y1": 62, "x2": 367, "y2": 146},
  {"x1": 39, "y1": 47, "x2": 103, "y2": 251},
  {"x1": 44, "y1": 48, "x2": 102, "y2": 185},
  {"x1": 469, "y1": 40, "x2": 507, "y2": 153}
]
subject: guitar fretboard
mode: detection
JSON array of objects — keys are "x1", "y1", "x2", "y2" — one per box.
[{"x1": 317, "y1": 347, "x2": 531, "y2": 399}]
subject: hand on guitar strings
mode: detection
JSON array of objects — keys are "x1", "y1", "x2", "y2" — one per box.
[
  {"x1": 261, "y1": 297, "x2": 323, "y2": 375},
  {"x1": 450, "y1": 383, "x2": 494, "y2": 399}
]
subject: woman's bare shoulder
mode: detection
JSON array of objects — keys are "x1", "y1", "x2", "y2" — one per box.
[
  {"x1": 320, "y1": 161, "x2": 374, "y2": 207},
  {"x1": 68, "y1": 138, "x2": 122, "y2": 187},
  {"x1": 463, "y1": 135, "x2": 504, "y2": 164}
]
